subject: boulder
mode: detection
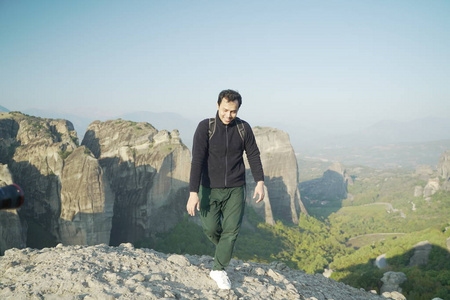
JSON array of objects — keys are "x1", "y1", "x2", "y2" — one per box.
[
  {"x1": 381, "y1": 291, "x2": 406, "y2": 300},
  {"x1": 375, "y1": 253, "x2": 388, "y2": 269},
  {"x1": 380, "y1": 271, "x2": 407, "y2": 293}
]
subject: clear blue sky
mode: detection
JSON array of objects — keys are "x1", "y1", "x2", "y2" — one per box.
[{"x1": 1, "y1": 0, "x2": 449, "y2": 136}]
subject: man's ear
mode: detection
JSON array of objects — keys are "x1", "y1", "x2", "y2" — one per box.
[{"x1": 217, "y1": 102, "x2": 220, "y2": 110}]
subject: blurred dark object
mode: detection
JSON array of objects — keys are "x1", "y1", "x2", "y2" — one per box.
[{"x1": 0, "y1": 184, "x2": 24, "y2": 210}]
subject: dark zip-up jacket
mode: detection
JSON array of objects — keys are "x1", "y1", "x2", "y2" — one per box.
[{"x1": 189, "y1": 113, "x2": 264, "y2": 193}]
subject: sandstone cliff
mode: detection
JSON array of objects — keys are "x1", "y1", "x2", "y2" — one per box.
[
  {"x1": 0, "y1": 163, "x2": 26, "y2": 255},
  {"x1": 245, "y1": 127, "x2": 307, "y2": 225},
  {"x1": 82, "y1": 119, "x2": 190, "y2": 245},
  {"x1": 58, "y1": 146, "x2": 114, "y2": 245},
  {"x1": 414, "y1": 150, "x2": 450, "y2": 198},
  {"x1": 299, "y1": 162, "x2": 350, "y2": 206},
  {"x1": 438, "y1": 150, "x2": 450, "y2": 191},
  {"x1": 0, "y1": 112, "x2": 190, "y2": 248},
  {"x1": 0, "y1": 112, "x2": 85, "y2": 246}
]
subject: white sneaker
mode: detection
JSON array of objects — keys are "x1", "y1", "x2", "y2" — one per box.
[{"x1": 209, "y1": 270, "x2": 231, "y2": 289}]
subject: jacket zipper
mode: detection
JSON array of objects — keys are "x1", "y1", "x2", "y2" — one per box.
[{"x1": 225, "y1": 125, "x2": 228, "y2": 187}]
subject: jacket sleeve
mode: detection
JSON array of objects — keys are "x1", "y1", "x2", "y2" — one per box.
[
  {"x1": 189, "y1": 119, "x2": 209, "y2": 193},
  {"x1": 244, "y1": 123, "x2": 264, "y2": 182}
]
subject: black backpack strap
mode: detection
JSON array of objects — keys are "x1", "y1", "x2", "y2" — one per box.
[
  {"x1": 208, "y1": 118, "x2": 216, "y2": 140},
  {"x1": 235, "y1": 117, "x2": 245, "y2": 142},
  {"x1": 209, "y1": 117, "x2": 245, "y2": 142}
]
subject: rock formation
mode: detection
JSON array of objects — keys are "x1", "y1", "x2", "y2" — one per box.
[
  {"x1": 0, "y1": 163, "x2": 26, "y2": 255},
  {"x1": 245, "y1": 127, "x2": 307, "y2": 225},
  {"x1": 438, "y1": 150, "x2": 450, "y2": 191},
  {"x1": 375, "y1": 253, "x2": 388, "y2": 269},
  {"x1": 0, "y1": 112, "x2": 81, "y2": 246},
  {"x1": 58, "y1": 146, "x2": 114, "y2": 245},
  {"x1": 82, "y1": 120, "x2": 190, "y2": 245},
  {"x1": 380, "y1": 271, "x2": 407, "y2": 294},
  {"x1": 408, "y1": 241, "x2": 432, "y2": 267},
  {"x1": 0, "y1": 112, "x2": 190, "y2": 249},
  {"x1": 423, "y1": 178, "x2": 440, "y2": 201},
  {"x1": 413, "y1": 151, "x2": 450, "y2": 198},
  {"x1": 0, "y1": 243, "x2": 387, "y2": 300},
  {"x1": 299, "y1": 162, "x2": 350, "y2": 206}
]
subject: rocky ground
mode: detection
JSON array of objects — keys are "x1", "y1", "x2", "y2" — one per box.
[{"x1": 0, "y1": 243, "x2": 390, "y2": 300}]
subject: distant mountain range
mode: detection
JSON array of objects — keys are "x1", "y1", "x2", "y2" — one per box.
[
  {"x1": 0, "y1": 105, "x2": 10, "y2": 112},
  {"x1": 295, "y1": 117, "x2": 450, "y2": 169},
  {"x1": 294, "y1": 117, "x2": 450, "y2": 150}
]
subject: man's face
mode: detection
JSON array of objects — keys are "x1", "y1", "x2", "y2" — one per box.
[{"x1": 217, "y1": 99, "x2": 239, "y2": 125}]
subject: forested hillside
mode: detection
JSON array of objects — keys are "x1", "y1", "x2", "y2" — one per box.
[{"x1": 139, "y1": 160, "x2": 450, "y2": 299}]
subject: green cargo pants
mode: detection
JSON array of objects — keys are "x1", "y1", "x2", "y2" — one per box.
[{"x1": 199, "y1": 185, "x2": 245, "y2": 271}]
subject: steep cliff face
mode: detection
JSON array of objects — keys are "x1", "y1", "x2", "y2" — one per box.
[
  {"x1": 0, "y1": 112, "x2": 190, "y2": 249},
  {"x1": 58, "y1": 146, "x2": 114, "y2": 245},
  {"x1": 438, "y1": 150, "x2": 450, "y2": 191},
  {"x1": 82, "y1": 120, "x2": 190, "y2": 245},
  {"x1": 0, "y1": 163, "x2": 26, "y2": 255},
  {"x1": 300, "y1": 162, "x2": 350, "y2": 206},
  {"x1": 245, "y1": 127, "x2": 307, "y2": 224},
  {"x1": 0, "y1": 112, "x2": 80, "y2": 246}
]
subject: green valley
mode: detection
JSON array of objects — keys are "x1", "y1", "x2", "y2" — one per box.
[{"x1": 137, "y1": 159, "x2": 450, "y2": 300}]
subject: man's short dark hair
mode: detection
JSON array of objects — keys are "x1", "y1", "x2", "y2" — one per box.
[{"x1": 218, "y1": 89, "x2": 242, "y2": 108}]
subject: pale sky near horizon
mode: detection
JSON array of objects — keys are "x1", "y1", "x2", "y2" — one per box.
[{"x1": 1, "y1": 0, "x2": 449, "y2": 136}]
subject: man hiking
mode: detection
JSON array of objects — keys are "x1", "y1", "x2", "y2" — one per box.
[{"x1": 186, "y1": 89, "x2": 265, "y2": 289}]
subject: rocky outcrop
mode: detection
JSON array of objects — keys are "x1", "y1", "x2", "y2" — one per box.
[
  {"x1": 82, "y1": 120, "x2": 190, "y2": 245},
  {"x1": 438, "y1": 150, "x2": 450, "y2": 191},
  {"x1": 423, "y1": 178, "x2": 440, "y2": 201},
  {"x1": 0, "y1": 164, "x2": 26, "y2": 255},
  {"x1": 299, "y1": 162, "x2": 350, "y2": 206},
  {"x1": 408, "y1": 241, "x2": 432, "y2": 267},
  {"x1": 380, "y1": 271, "x2": 407, "y2": 294},
  {"x1": 0, "y1": 112, "x2": 190, "y2": 249},
  {"x1": 0, "y1": 244, "x2": 387, "y2": 300},
  {"x1": 0, "y1": 112, "x2": 80, "y2": 246},
  {"x1": 381, "y1": 291, "x2": 406, "y2": 300},
  {"x1": 375, "y1": 253, "x2": 388, "y2": 269},
  {"x1": 245, "y1": 127, "x2": 307, "y2": 225},
  {"x1": 58, "y1": 146, "x2": 114, "y2": 245}
]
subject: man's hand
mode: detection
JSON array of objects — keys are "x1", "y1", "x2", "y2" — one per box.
[
  {"x1": 253, "y1": 181, "x2": 265, "y2": 203},
  {"x1": 186, "y1": 192, "x2": 200, "y2": 216}
]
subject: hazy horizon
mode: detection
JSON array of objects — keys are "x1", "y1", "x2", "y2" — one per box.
[{"x1": 1, "y1": 1, "x2": 449, "y2": 139}]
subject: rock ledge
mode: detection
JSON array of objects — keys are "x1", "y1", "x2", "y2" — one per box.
[{"x1": 0, "y1": 244, "x2": 387, "y2": 300}]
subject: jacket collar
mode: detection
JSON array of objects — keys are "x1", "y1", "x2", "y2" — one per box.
[{"x1": 216, "y1": 111, "x2": 237, "y2": 127}]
